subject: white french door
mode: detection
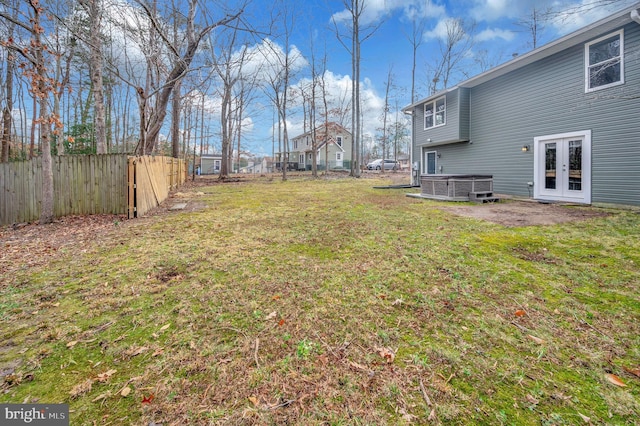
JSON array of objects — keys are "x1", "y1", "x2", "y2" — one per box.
[{"x1": 534, "y1": 131, "x2": 591, "y2": 204}]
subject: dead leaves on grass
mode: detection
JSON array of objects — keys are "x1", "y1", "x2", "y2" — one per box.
[
  {"x1": 69, "y1": 379, "x2": 94, "y2": 398},
  {"x1": 120, "y1": 386, "x2": 132, "y2": 397},
  {"x1": 526, "y1": 334, "x2": 546, "y2": 345},
  {"x1": 96, "y1": 369, "x2": 117, "y2": 383},
  {"x1": 622, "y1": 366, "x2": 640, "y2": 379},
  {"x1": 375, "y1": 346, "x2": 396, "y2": 364},
  {"x1": 123, "y1": 346, "x2": 149, "y2": 358},
  {"x1": 605, "y1": 373, "x2": 627, "y2": 387}
]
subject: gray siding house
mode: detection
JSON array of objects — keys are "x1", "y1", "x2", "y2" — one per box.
[{"x1": 404, "y1": 4, "x2": 640, "y2": 206}]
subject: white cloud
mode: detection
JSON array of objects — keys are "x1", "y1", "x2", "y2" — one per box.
[
  {"x1": 242, "y1": 39, "x2": 308, "y2": 85},
  {"x1": 423, "y1": 17, "x2": 473, "y2": 41},
  {"x1": 286, "y1": 71, "x2": 387, "y2": 144},
  {"x1": 475, "y1": 27, "x2": 515, "y2": 42},
  {"x1": 401, "y1": 0, "x2": 446, "y2": 21},
  {"x1": 470, "y1": 0, "x2": 544, "y2": 21},
  {"x1": 331, "y1": 0, "x2": 388, "y2": 26},
  {"x1": 474, "y1": 0, "x2": 511, "y2": 20},
  {"x1": 331, "y1": 0, "x2": 445, "y2": 26},
  {"x1": 241, "y1": 117, "x2": 254, "y2": 134}
]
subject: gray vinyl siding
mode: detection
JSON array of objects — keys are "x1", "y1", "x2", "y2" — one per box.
[
  {"x1": 416, "y1": 22, "x2": 640, "y2": 205},
  {"x1": 413, "y1": 89, "x2": 467, "y2": 145},
  {"x1": 458, "y1": 88, "x2": 470, "y2": 141}
]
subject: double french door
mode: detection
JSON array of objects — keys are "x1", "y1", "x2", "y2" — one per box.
[{"x1": 534, "y1": 131, "x2": 591, "y2": 203}]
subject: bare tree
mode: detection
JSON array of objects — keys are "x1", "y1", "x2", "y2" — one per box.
[
  {"x1": 378, "y1": 65, "x2": 393, "y2": 160},
  {"x1": 302, "y1": 31, "x2": 327, "y2": 178},
  {"x1": 210, "y1": 23, "x2": 260, "y2": 178},
  {"x1": 515, "y1": 7, "x2": 552, "y2": 50},
  {"x1": 473, "y1": 48, "x2": 506, "y2": 73},
  {"x1": 319, "y1": 64, "x2": 330, "y2": 176},
  {"x1": 233, "y1": 69, "x2": 259, "y2": 176},
  {"x1": 78, "y1": 0, "x2": 107, "y2": 153},
  {"x1": 1, "y1": 0, "x2": 58, "y2": 223},
  {"x1": 428, "y1": 18, "x2": 475, "y2": 94},
  {"x1": 332, "y1": 0, "x2": 382, "y2": 177},
  {"x1": 403, "y1": 7, "x2": 428, "y2": 103},
  {"x1": 132, "y1": 0, "x2": 243, "y2": 155},
  {"x1": 1, "y1": 3, "x2": 17, "y2": 163},
  {"x1": 259, "y1": 2, "x2": 304, "y2": 181}
]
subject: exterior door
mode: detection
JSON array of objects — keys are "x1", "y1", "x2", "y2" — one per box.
[
  {"x1": 534, "y1": 131, "x2": 591, "y2": 203},
  {"x1": 424, "y1": 150, "x2": 437, "y2": 174},
  {"x1": 336, "y1": 152, "x2": 343, "y2": 168}
]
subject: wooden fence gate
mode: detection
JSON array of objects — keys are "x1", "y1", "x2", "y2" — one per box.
[{"x1": 127, "y1": 156, "x2": 187, "y2": 218}]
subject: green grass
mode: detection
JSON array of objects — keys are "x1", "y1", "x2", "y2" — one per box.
[{"x1": 1, "y1": 176, "x2": 639, "y2": 425}]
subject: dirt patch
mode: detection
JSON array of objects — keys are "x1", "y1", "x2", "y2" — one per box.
[
  {"x1": 0, "y1": 214, "x2": 126, "y2": 281},
  {"x1": 439, "y1": 200, "x2": 610, "y2": 227}
]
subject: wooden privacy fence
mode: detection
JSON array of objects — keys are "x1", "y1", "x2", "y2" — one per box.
[
  {"x1": 127, "y1": 156, "x2": 187, "y2": 218},
  {"x1": 0, "y1": 154, "x2": 186, "y2": 225}
]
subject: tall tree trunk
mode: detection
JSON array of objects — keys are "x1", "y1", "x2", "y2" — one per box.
[
  {"x1": 30, "y1": 2, "x2": 55, "y2": 223},
  {"x1": 171, "y1": 80, "x2": 181, "y2": 158},
  {"x1": 236, "y1": 101, "x2": 243, "y2": 174},
  {"x1": 1, "y1": 3, "x2": 16, "y2": 162},
  {"x1": 322, "y1": 73, "x2": 329, "y2": 176},
  {"x1": 199, "y1": 92, "x2": 205, "y2": 159},
  {"x1": 220, "y1": 88, "x2": 231, "y2": 177},
  {"x1": 53, "y1": 54, "x2": 65, "y2": 155},
  {"x1": 2, "y1": 51, "x2": 13, "y2": 162},
  {"x1": 30, "y1": 96, "x2": 36, "y2": 159},
  {"x1": 86, "y1": 0, "x2": 107, "y2": 154},
  {"x1": 381, "y1": 67, "x2": 392, "y2": 160}
]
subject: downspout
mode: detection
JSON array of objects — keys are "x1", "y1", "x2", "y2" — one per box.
[{"x1": 631, "y1": 9, "x2": 640, "y2": 25}]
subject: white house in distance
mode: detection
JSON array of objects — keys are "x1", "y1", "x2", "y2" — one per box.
[{"x1": 280, "y1": 122, "x2": 353, "y2": 171}]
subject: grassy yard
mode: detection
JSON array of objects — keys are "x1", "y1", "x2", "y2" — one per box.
[{"x1": 1, "y1": 176, "x2": 639, "y2": 425}]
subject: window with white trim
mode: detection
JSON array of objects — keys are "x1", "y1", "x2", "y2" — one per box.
[
  {"x1": 293, "y1": 140, "x2": 298, "y2": 149},
  {"x1": 336, "y1": 152, "x2": 342, "y2": 161},
  {"x1": 336, "y1": 136, "x2": 343, "y2": 147},
  {"x1": 424, "y1": 97, "x2": 445, "y2": 129},
  {"x1": 585, "y1": 30, "x2": 624, "y2": 92}
]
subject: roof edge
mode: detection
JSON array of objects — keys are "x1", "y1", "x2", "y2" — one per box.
[{"x1": 402, "y1": 2, "x2": 640, "y2": 111}]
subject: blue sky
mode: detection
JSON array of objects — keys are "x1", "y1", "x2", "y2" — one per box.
[{"x1": 237, "y1": 0, "x2": 637, "y2": 156}]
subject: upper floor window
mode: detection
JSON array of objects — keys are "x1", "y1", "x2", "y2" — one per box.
[
  {"x1": 336, "y1": 136, "x2": 343, "y2": 147},
  {"x1": 293, "y1": 140, "x2": 298, "y2": 150},
  {"x1": 424, "y1": 97, "x2": 445, "y2": 129},
  {"x1": 585, "y1": 30, "x2": 624, "y2": 92}
]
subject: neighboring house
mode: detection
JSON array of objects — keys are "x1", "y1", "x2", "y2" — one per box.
[
  {"x1": 200, "y1": 156, "x2": 222, "y2": 175},
  {"x1": 258, "y1": 157, "x2": 275, "y2": 174},
  {"x1": 239, "y1": 157, "x2": 275, "y2": 174},
  {"x1": 239, "y1": 161, "x2": 257, "y2": 174},
  {"x1": 403, "y1": 3, "x2": 640, "y2": 206},
  {"x1": 397, "y1": 154, "x2": 411, "y2": 171},
  {"x1": 281, "y1": 122, "x2": 352, "y2": 170}
]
